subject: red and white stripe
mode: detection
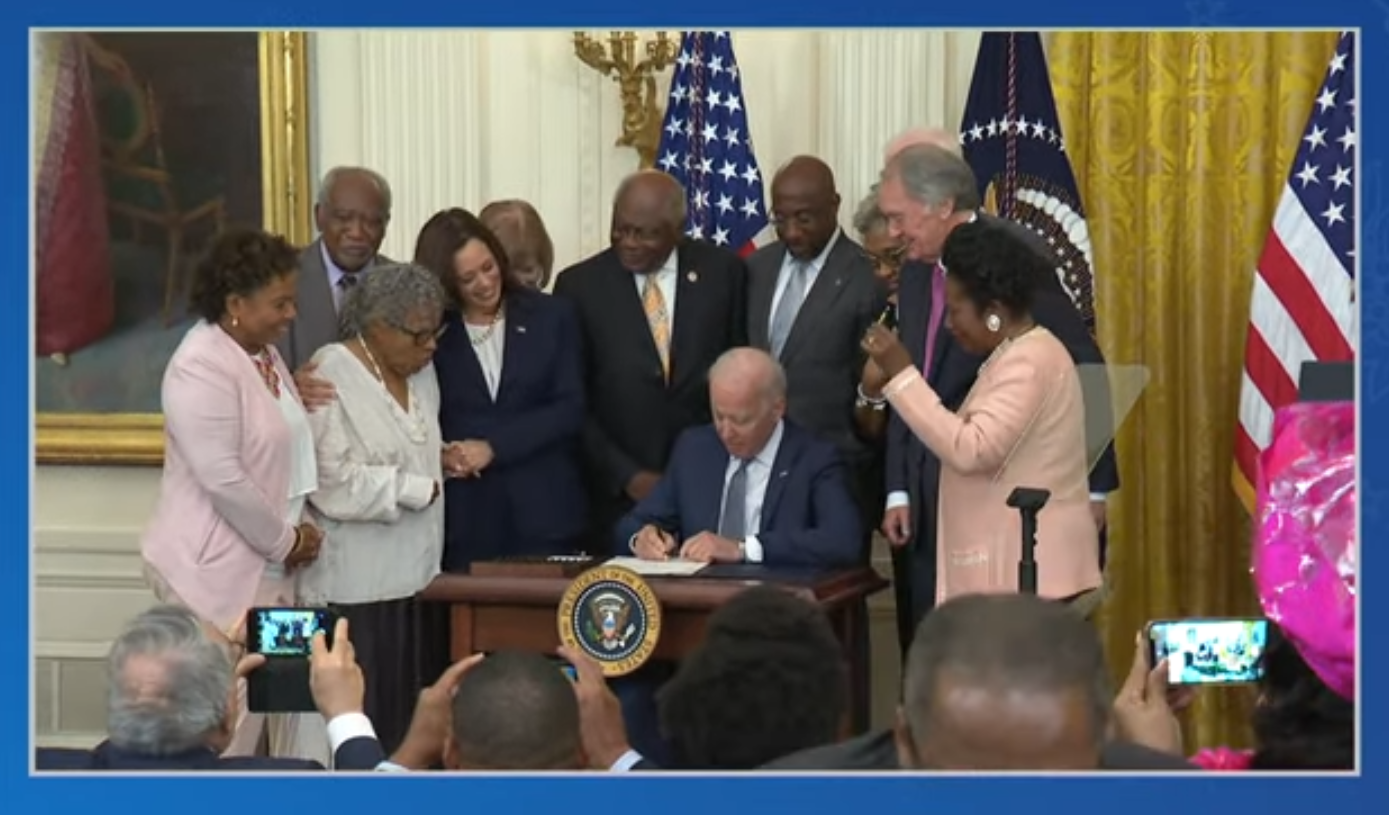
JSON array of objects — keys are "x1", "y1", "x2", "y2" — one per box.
[{"x1": 1234, "y1": 186, "x2": 1356, "y2": 507}]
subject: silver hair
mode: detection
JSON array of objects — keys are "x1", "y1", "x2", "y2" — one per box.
[
  {"x1": 852, "y1": 184, "x2": 887, "y2": 237},
  {"x1": 613, "y1": 171, "x2": 688, "y2": 230},
  {"x1": 708, "y1": 346, "x2": 787, "y2": 404},
  {"x1": 881, "y1": 145, "x2": 981, "y2": 213},
  {"x1": 339, "y1": 263, "x2": 447, "y2": 339},
  {"x1": 317, "y1": 166, "x2": 394, "y2": 219},
  {"x1": 106, "y1": 605, "x2": 232, "y2": 756}
]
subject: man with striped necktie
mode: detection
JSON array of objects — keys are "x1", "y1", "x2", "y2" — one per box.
[
  {"x1": 554, "y1": 170, "x2": 749, "y2": 560},
  {"x1": 554, "y1": 170, "x2": 749, "y2": 767}
]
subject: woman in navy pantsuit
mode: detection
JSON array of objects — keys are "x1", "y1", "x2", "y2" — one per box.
[{"x1": 413, "y1": 208, "x2": 588, "y2": 570}]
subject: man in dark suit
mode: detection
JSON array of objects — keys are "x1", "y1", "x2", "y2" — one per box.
[
  {"x1": 746, "y1": 156, "x2": 889, "y2": 562},
  {"x1": 765, "y1": 593, "x2": 1198, "y2": 772},
  {"x1": 617, "y1": 347, "x2": 860, "y2": 568},
  {"x1": 554, "y1": 170, "x2": 749, "y2": 558},
  {"x1": 35, "y1": 606, "x2": 387, "y2": 772},
  {"x1": 279, "y1": 166, "x2": 395, "y2": 373},
  {"x1": 875, "y1": 142, "x2": 1119, "y2": 646}
]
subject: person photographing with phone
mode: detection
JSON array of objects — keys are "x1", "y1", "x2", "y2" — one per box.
[
  {"x1": 861, "y1": 218, "x2": 1101, "y2": 609},
  {"x1": 140, "y1": 229, "x2": 327, "y2": 762}
]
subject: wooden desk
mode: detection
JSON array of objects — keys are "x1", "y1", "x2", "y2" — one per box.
[{"x1": 420, "y1": 561, "x2": 888, "y2": 733}]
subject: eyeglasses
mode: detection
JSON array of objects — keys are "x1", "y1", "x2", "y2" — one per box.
[
  {"x1": 392, "y1": 323, "x2": 447, "y2": 346},
  {"x1": 863, "y1": 244, "x2": 908, "y2": 270}
]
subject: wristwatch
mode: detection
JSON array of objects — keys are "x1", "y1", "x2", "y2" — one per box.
[
  {"x1": 736, "y1": 539, "x2": 748, "y2": 562},
  {"x1": 856, "y1": 383, "x2": 887, "y2": 411}
]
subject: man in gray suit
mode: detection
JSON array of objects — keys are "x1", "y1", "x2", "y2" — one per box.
[
  {"x1": 747, "y1": 156, "x2": 889, "y2": 562},
  {"x1": 278, "y1": 166, "x2": 395, "y2": 373}
]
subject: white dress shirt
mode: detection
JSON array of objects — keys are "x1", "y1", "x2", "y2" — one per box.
[
  {"x1": 627, "y1": 420, "x2": 784, "y2": 563},
  {"x1": 718, "y1": 419, "x2": 785, "y2": 563}
]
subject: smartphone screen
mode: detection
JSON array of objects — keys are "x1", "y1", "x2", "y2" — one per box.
[
  {"x1": 1147, "y1": 618, "x2": 1268, "y2": 686},
  {"x1": 248, "y1": 607, "x2": 333, "y2": 658}
]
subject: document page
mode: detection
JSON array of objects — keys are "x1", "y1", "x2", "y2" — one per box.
[{"x1": 605, "y1": 556, "x2": 709, "y2": 577}]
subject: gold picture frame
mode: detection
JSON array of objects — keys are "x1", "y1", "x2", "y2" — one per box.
[{"x1": 35, "y1": 31, "x2": 312, "y2": 466}]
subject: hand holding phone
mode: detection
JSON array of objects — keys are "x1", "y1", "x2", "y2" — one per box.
[
  {"x1": 245, "y1": 607, "x2": 338, "y2": 713},
  {"x1": 1145, "y1": 617, "x2": 1268, "y2": 686}
]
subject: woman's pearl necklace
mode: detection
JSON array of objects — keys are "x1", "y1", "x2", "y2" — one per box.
[{"x1": 357, "y1": 335, "x2": 428, "y2": 444}]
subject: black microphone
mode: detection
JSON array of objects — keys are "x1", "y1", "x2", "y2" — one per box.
[{"x1": 1007, "y1": 487, "x2": 1051, "y2": 595}]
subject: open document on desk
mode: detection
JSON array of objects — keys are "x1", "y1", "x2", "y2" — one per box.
[{"x1": 605, "y1": 556, "x2": 709, "y2": 577}]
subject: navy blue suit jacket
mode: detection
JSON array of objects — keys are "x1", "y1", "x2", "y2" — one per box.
[
  {"x1": 436, "y1": 288, "x2": 588, "y2": 569},
  {"x1": 35, "y1": 735, "x2": 385, "y2": 771},
  {"x1": 614, "y1": 422, "x2": 861, "y2": 568}
]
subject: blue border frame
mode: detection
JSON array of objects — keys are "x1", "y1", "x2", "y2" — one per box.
[{"x1": 15, "y1": 1, "x2": 1382, "y2": 812}]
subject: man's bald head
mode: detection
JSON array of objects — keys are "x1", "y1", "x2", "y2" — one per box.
[
  {"x1": 448, "y1": 651, "x2": 582, "y2": 771},
  {"x1": 771, "y1": 156, "x2": 842, "y2": 260},
  {"x1": 610, "y1": 170, "x2": 687, "y2": 274},
  {"x1": 708, "y1": 348, "x2": 787, "y2": 460},
  {"x1": 884, "y1": 127, "x2": 964, "y2": 161}
]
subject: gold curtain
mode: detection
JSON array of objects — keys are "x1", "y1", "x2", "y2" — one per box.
[{"x1": 1048, "y1": 31, "x2": 1340, "y2": 750}]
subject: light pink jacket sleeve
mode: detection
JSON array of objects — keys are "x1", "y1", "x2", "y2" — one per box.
[
  {"x1": 882, "y1": 352, "x2": 1052, "y2": 477},
  {"x1": 162, "y1": 351, "x2": 296, "y2": 562}
]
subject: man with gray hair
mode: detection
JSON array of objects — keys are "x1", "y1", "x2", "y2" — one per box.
[
  {"x1": 280, "y1": 165, "x2": 396, "y2": 374},
  {"x1": 872, "y1": 137, "x2": 1119, "y2": 650},
  {"x1": 34, "y1": 606, "x2": 387, "y2": 771},
  {"x1": 617, "y1": 346, "x2": 860, "y2": 567}
]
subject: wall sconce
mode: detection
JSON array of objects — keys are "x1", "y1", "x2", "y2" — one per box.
[{"x1": 573, "y1": 30, "x2": 679, "y2": 169}]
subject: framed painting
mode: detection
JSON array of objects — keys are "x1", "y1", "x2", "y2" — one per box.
[{"x1": 33, "y1": 31, "x2": 312, "y2": 465}]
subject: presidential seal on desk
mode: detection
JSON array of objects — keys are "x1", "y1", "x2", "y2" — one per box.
[{"x1": 557, "y1": 565, "x2": 662, "y2": 677}]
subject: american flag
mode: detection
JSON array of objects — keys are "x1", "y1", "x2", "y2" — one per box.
[
  {"x1": 1234, "y1": 32, "x2": 1357, "y2": 509},
  {"x1": 655, "y1": 31, "x2": 768, "y2": 257},
  {"x1": 959, "y1": 32, "x2": 1097, "y2": 331}
]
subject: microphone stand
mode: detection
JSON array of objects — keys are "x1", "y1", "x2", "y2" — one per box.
[{"x1": 1007, "y1": 487, "x2": 1051, "y2": 595}]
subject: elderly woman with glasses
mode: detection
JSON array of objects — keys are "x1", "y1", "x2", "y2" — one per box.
[
  {"x1": 300, "y1": 262, "x2": 448, "y2": 755},
  {"x1": 852, "y1": 186, "x2": 908, "y2": 441}
]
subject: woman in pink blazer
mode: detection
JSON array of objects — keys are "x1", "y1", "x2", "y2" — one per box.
[
  {"x1": 862, "y1": 220, "x2": 1100, "y2": 608},
  {"x1": 141, "y1": 228, "x2": 326, "y2": 758}
]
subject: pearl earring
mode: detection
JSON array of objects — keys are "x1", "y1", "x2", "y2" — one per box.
[
  {"x1": 985, "y1": 314, "x2": 1002, "y2": 333},
  {"x1": 232, "y1": 316, "x2": 240, "y2": 328}
]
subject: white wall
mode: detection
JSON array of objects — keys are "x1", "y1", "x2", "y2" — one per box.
[
  {"x1": 35, "y1": 28, "x2": 980, "y2": 746},
  {"x1": 308, "y1": 29, "x2": 981, "y2": 266}
]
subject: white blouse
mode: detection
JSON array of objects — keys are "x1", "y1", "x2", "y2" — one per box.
[
  {"x1": 265, "y1": 379, "x2": 317, "y2": 581},
  {"x1": 466, "y1": 316, "x2": 506, "y2": 401},
  {"x1": 300, "y1": 343, "x2": 444, "y2": 605}
]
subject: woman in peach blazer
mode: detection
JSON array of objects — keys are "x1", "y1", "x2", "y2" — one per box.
[
  {"x1": 141, "y1": 229, "x2": 326, "y2": 759},
  {"x1": 862, "y1": 220, "x2": 1100, "y2": 607}
]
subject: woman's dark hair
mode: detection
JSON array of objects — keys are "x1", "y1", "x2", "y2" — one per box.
[
  {"x1": 188, "y1": 227, "x2": 299, "y2": 322},
  {"x1": 412, "y1": 208, "x2": 515, "y2": 310},
  {"x1": 1248, "y1": 623, "x2": 1355, "y2": 770},
  {"x1": 939, "y1": 219, "x2": 1048, "y2": 318}
]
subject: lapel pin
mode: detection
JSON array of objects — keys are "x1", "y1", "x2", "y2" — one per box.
[
  {"x1": 516, "y1": 325, "x2": 527, "y2": 333},
  {"x1": 686, "y1": 270, "x2": 698, "y2": 283}
]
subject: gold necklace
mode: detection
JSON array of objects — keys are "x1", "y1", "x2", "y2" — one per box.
[{"x1": 464, "y1": 305, "x2": 505, "y2": 347}]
